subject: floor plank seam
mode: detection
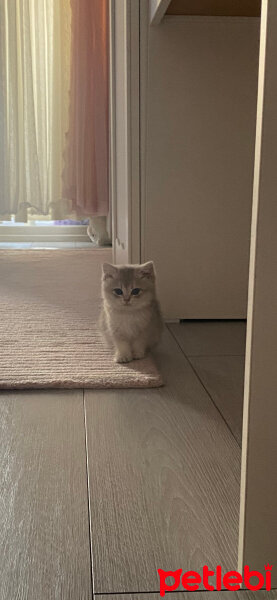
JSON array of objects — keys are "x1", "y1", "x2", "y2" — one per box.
[
  {"x1": 186, "y1": 354, "x2": 245, "y2": 358},
  {"x1": 94, "y1": 593, "x2": 277, "y2": 596},
  {"x1": 179, "y1": 319, "x2": 247, "y2": 323},
  {"x1": 83, "y1": 388, "x2": 95, "y2": 599},
  {"x1": 93, "y1": 592, "x2": 161, "y2": 596},
  {"x1": 166, "y1": 325, "x2": 241, "y2": 449}
]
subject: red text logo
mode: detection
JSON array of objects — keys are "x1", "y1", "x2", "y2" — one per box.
[{"x1": 158, "y1": 565, "x2": 273, "y2": 596}]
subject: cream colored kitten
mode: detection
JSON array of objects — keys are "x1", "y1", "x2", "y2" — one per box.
[{"x1": 99, "y1": 261, "x2": 163, "y2": 363}]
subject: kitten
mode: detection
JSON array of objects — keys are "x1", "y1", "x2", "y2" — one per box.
[{"x1": 99, "y1": 261, "x2": 163, "y2": 363}]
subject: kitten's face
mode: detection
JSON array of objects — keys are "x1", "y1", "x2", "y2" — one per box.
[{"x1": 101, "y1": 262, "x2": 156, "y2": 310}]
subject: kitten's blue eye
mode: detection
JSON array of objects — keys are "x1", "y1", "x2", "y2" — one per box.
[
  {"x1": 114, "y1": 288, "x2": 123, "y2": 295},
  {"x1": 131, "y1": 288, "x2": 141, "y2": 296}
]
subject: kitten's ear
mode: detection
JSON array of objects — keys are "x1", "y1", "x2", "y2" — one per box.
[
  {"x1": 102, "y1": 263, "x2": 118, "y2": 280},
  {"x1": 137, "y1": 261, "x2": 155, "y2": 280}
]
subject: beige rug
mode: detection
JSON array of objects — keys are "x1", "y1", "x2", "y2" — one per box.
[{"x1": 0, "y1": 250, "x2": 163, "y2": 389}]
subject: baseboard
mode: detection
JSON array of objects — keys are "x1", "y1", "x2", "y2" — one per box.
[{"x1": 0, "y1": 225, "x2": 90, "y2": 243}]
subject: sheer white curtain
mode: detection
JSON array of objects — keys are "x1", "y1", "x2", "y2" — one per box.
[{"x1": 0, "y1": 0, "x2": 71, "y2": 220}]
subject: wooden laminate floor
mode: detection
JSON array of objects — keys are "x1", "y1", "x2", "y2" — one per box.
[{"x1": 2, "y1": 320, "x2": 273, "y2": 599}]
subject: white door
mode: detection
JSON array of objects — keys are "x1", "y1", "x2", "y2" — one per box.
[{"x1": 239, "y1": 0, "x2": 277, "y2": 582}]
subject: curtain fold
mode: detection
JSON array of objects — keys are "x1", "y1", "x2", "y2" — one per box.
[
  {"x1": 0, "y1": 0, "x2": 71, "y2": 219},
  {"x1": 62, "y1": 0, "x2": 109, "y2": 217}
]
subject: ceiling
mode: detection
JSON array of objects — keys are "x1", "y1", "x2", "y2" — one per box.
[{"x1": 166, "y1": 0, "x2": 261, "y2": 17}]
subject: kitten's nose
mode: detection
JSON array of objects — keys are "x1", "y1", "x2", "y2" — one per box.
[{"x1": 123, "y1": 297, "x2": 130, "y2": 304}]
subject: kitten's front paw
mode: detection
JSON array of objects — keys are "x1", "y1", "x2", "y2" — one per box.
[
  {"x1": 132, "y1": 342, "x2": 146, "y2": 360},
  {"x1": 114, "y1": 352, "x2": 133, "y2": 364}
]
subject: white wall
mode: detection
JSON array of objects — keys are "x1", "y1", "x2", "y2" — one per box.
[{"x1": 143, "y1": 16, "x2": 260, "y2": 318}]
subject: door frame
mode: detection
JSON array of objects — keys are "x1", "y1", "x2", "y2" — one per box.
[{"x1": 109, "y1": 0, "x2": 141, "y2": 264}]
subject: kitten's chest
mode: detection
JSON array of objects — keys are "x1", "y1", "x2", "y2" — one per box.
[{"x1": 110, "y1": 309, "x2": 150, "y2": 338}]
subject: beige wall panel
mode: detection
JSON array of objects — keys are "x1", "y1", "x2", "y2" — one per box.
[{"x1": 143, "y1": 17, "x2": 260, "y2": 318}]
